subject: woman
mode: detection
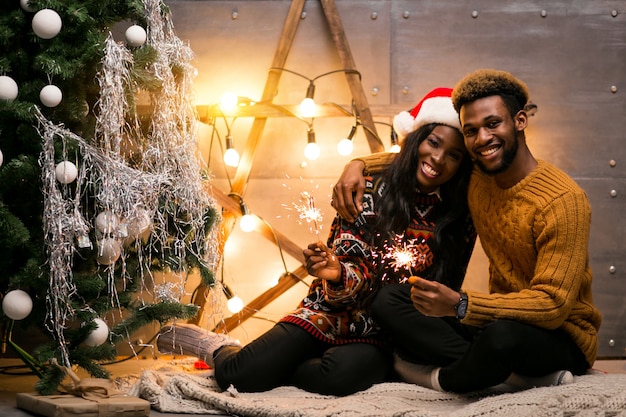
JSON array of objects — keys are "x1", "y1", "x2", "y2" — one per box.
[{"x1": 157, "y1": 87, "x2": 475, "y2": 396}]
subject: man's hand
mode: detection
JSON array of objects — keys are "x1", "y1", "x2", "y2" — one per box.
[
  {"x1": 332, "y1": 160, "x2": 366, "y2": 223},
  {"x1": 303, "y1": 242, "x2": 341, "y2": 283},
  {"x1": 408, "y1": 276, "x2": 460, "y2": 317}
]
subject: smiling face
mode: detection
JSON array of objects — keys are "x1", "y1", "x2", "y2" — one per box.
[
  {"x1": 459, "y1": 95, "x2": 523, "y2": 175},
  {"x1": 415, "y1": 124, "x2": 467, "y2": 193}
]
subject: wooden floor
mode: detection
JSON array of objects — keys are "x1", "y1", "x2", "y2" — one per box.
[{"x1": 1, "y1": 357, "x2": 624, "y2": 417}]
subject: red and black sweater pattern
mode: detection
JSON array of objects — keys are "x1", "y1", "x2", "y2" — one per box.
[{"x1": 279, "y1": 174, "x2": 463, "y2": 346}]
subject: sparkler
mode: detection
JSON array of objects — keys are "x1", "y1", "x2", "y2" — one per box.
[
  {"x1": 381, "y1": 234, "x2": 427, "y2": 280},
  {"x1": 279, "y1": 176, "x2": 326, "y2": 241},
  {"x1": 294, "y1": 191, "x2": 323, "y2": 240}
]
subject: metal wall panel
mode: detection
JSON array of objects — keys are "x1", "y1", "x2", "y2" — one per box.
[{"x1": 163, "y1": 0, "x2": 626, "y2": 357}]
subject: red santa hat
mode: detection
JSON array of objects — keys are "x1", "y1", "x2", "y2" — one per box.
[{"x1": 393, "y1": 87, "x2": 461, "y2": 140}]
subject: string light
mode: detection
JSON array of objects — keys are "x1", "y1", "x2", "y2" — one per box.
[
  {"x1": 389, "y1": 128, "x2": 401, "y2": 153},
  {"x1": 337, "y1": 124, "x2": 357, "y2": 156},
  {"x1": 223, "y1": 135, "x2": 240, "y2": 167},
  {"x1": 219, "y1": 92, "x2": 239, "y2": 115},
  {"x1": 222, "y1": 284, "x2": 244, "y2": 313},
  {"x1": 229, "y1": 193, "x2": 256, "y2": 232},
  {"x1": 268, "y1": 67, "x2": 361, "y2": 119},
  {"x1": 303, "y1": 127, "x2": 320, "y2": 160}
]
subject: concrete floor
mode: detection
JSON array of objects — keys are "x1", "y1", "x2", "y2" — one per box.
[{"x1": 1, "y1": 357, "x2": 624, "y2": 417}]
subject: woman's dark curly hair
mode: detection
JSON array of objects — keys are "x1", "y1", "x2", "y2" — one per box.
[
  {"x1": 373, "y1": 123, "x2": 473, "y2": 289},
  {"x1": 451, "y1": 69, "x2": 529, "y2": 118}
]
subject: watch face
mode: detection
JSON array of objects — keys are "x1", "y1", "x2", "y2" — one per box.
[
  {"x1": 457, "y1": 302, "x2": 467, "y2": 317},
  {"x1": 456, "y1": 295, "x2": 468, "y2": 319}
]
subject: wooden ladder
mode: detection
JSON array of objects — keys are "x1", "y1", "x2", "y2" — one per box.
[{"x1": 192, "y1": 0, "x2": 384, "y2": 331}]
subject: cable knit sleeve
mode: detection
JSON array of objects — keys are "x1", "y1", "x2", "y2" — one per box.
[
  {"x1": 353, "y1": 152, "x2": 395, "y2": 175},
  {"x1": 465, "y1": 188, "x2": 591, "y2": 328}
]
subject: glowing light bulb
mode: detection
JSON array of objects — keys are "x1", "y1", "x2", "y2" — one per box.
[
  {"x1": 390, "y1": 143, "x2": 401, "y2": 153},
  {"x1": 299, "y1": 97, "x2": 316, "y2": 118},
  {"x1": 304, "y1": 142, "x2": 320, "y2": 160},
  {"x1": 239, "y1": 213, "x2": 256, "y2": 232},
  {"x1": 227, "y1": 295, "x2": 244, "y2": 313},
  {"x1": 224, "y1": 147, "x2": 240, "y2": 167},
  {"x1": 220, "y1": 92, "x2": 238, "y2": 114},
  {"x1": 337, "y1": 138, "x2": 354, "y2": 156}
]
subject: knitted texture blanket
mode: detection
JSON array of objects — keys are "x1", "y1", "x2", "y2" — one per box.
[{"x1": 129, "y1": 369, "x2": 626, "y2": 417}]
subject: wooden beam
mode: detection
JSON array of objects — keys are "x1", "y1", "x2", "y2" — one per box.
[
  {"x1": 194, "y1": 103, "x2": 407, "y2": 122},
  {"x1": 209, "y1": 187, "x2": 305, "y2": 264},
  {"x1": 190, "y1": 0, "x2": 307, "y2": 324},
  {"x1": 212, "y1": 266, "x2": 308, "y2": 333},
  {"x1": 231, "y1": 0, "x2": 307, "y2": 197},
  {"x1": 320, "y1": 0, "x2": 384, "y2": 153}
]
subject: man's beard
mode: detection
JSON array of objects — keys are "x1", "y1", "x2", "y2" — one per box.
[{"x1": 475, "y1": 129, "x2": 519, "y2": 175}]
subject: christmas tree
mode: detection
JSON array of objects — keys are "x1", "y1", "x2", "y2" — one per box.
[{"x1": 0, "y1": 0, "x2": 220, "y2": 394}]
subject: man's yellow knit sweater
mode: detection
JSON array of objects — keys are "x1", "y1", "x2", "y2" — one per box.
[{"x1": 359, "y1": 154, "x2": 602, "y2": 367}]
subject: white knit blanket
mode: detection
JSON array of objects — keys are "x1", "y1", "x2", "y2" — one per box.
[{"x1": 129, "y1": 369, "x2": 626, "y2": 417}]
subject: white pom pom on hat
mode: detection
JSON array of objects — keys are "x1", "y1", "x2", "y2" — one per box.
[{"x1": 393, "y1": 87, "x2": 461, "y2": 140}]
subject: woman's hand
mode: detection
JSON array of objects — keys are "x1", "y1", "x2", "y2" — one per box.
[
  {"x1": 332, "y1": 160, "x2": 366, "y2": 223},
  {"x1": 303, "y1": 242, "x2": 341, "y2": 283},
  {"x1": 408, "y1": 276, "x2": 459, "y2": 317}
]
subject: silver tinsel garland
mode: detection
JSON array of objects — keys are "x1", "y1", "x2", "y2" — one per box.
[{"x1": 36, "y1": 0, "x2": 221, "y2": 367}]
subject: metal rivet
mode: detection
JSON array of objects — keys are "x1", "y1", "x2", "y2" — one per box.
[
  {"x1": 540, "y1": 10, "x2": 547, "y2": 18},
  {"x1": 472, "y1": 10, "x2": 479, "y2": 18},
  {"x1": 301, "y1": 11, "x2": 307, "y2": 19},
  {"x1": 371, "y1": 12, "x2": 378, "y2": 20},
  {"x1": 609, "y1": 160, "x2": 617, "y2": 167},
  {"x1": 371, "y1": 87, "x2": 379, "y2": 96},
  {"x1": 611, "y1": 85, "x2": 618, "y2": 93},
  {"x1": 402, "y1": 86, "x2": 409, "y2": 95},
  {"x1": 610, "y1": 189, "x2": 617, "y2": 197},
  {"x1": 611, "y1": 10, "x2": 618, "y2": 17},
  {"x1": 231, "y1": 9, "x2": 238, "y2": 20},
  {"x1": 609, "y1": 265, "x2": 617, "y2": 274},
  {"x1": 403, "y1": 11, "x2": 410, "y2": 19},
  {"x1": 608, "y1": 339, "x2": 616, "y2": 347}
]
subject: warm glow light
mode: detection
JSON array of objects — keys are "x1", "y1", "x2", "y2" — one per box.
[
  {"x1": 337, "y1": 138, "x2": 354, "y2": 156},
  {"x1": 299, "y1": 97, "x2": 316, "y2": 118},
  {"x1": 227, "y1": 295, "x2": 244, "y2": 313},
  {"x1": 390, "y1": 143, "x2": 401, "y2": 153},
  {"x1": 224, "y1": 147, "x2": 240, "y2": 167},
  {"x1": 304, "y1": 142, "x2": 320, "y2": 160},
  {"x1": 239, "y1": 213, "x2": 256, "y2": 232},
  {"x1": 220, "y1": 92, "x2": 238, "y2": 114}
]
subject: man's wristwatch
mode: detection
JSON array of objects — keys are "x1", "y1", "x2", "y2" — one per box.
[{"x1": 454, "y1": 292, "x2": 468, "y2": 320}]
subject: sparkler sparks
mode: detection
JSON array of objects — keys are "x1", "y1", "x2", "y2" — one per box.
[
  {"x1": 279, "y1": 176, "x2": 326, "y2": 240},
  {"x1": 294, "y1": 191, "x2": 323, "y2": 240},
  {"x1": 382, "y1": 234, "x2": 427, "y2": 279}
]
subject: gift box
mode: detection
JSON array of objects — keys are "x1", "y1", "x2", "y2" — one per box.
[{"x1": 16, "y1": 392, "x2": 150, "y2": 417}]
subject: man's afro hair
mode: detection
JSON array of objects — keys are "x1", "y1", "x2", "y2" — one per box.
[{"x1": 451, "y1": 69, "x2": 529, "y2": 114}]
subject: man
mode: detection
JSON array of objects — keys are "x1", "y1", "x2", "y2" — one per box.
[{"x1": 332, "y1": 69, "x2": 601, "y2": 393}]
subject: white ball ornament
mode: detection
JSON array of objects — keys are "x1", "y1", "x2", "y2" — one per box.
[
  {"x1": 95, "y1": 211, "x2": 120, "y2": 235},
  {"x1": 40, "y1": 85, "x2": 63, "y2": 107},
  {"x1": 55, "y1": 161, "x2": 78, "y2": 184},
  {"x1": 125, "y1": 25, "x2": 147, "y2": 47},
  {"x1": 2, "y1": 290, "x2": 33, "y2": 320},
  {"x1": 97, "y1": 238, "x2": 121, "y2": 265},
  {"x1": 126, "y1": 209, "x2": 152, "y2": 238},
  {"x1": 20, "y1": 0, "x2": 35, "y2": 12},
  {"x1": 84, "y1": 318, "x2": 109, "y2": 347},
  {"x1": 0, "y1": 76, "x2": 19, "y2": 101},
  {"x1": 32, "y1": 9, "x2": 63, "y2": 39}
]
